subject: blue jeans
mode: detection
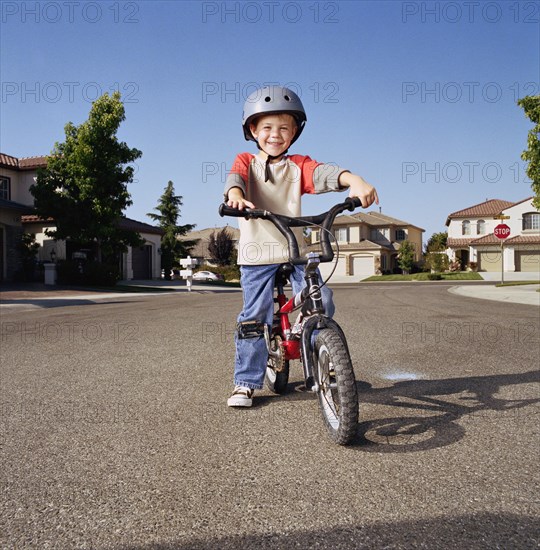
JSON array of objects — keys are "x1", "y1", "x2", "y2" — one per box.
[{"x1": 234, "y1": 264, "x2": 335, "y2": 389}]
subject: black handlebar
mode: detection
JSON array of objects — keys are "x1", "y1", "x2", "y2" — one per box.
[{"x1": 218, "y1": 197, "x2": 362, "y2": 265}]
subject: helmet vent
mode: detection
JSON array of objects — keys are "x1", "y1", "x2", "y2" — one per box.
[
  {"x1": 264, "y1": 96, "x2": 271, "y2": 102},
  {"x1": 284, "y1": 95, "x2": 290, "y2": 101}
]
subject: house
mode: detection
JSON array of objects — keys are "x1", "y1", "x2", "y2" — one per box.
[
  {"x1": 310, "y1": 210, "x2": 424, "y2": 281},
  {"x1": 0, "y1": 152, "x2": 164, "y2": 281},
  {"x1": 446, "y1": 197, "x2": 540, "y2": 274},
  {"x1": 0, "y1": 154, "x2": 45, "y2": 281},
  {"x1": 180, "y1": 226, "x2": 240, "y2": 265}
]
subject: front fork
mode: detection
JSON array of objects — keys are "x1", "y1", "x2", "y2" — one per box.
[{"x1": 300, "y1": 315, "x2": 350, "y2": 391}]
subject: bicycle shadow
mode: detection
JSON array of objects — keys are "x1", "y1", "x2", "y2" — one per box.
[{"x1": 354, "y1": 369, "x2": 540, "y2": 452}]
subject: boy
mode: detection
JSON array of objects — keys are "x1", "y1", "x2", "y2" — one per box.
[{"x1": 225, "y1": 86, "x2": 378, "y2": 407}]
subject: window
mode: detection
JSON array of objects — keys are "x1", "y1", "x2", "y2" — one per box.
[
  {"x1": 523, "y1": 213, "x2": 540, "y2": 230},
  {"x1": 334, "y1": 227, "x2": 348, "y2": 242},
  {"x1": 0, "y1": 176, "x2": 10, "y2": 200},
  {"x1": 396, "y1": 229, "x2": 406, "y2": 241},
  {"x1": 462, "y1": 220, "x2": 471, "y2": 235},
  {"x1": 370, "y1": 227, "x2": 390, "y2": 242},
  {"x1": 477, "y1": 220, "x2": 486, "y2": 235}
]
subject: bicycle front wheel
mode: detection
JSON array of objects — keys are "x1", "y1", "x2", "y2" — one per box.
[{"x1": 313, "y1": 328, "x2": 359, "y2": 445}]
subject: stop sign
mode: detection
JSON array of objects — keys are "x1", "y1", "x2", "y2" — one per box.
[{"x1": 494, "y1": 223, "x2": 510, "y2": 239}]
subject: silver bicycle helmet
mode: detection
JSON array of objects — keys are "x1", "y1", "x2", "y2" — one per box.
[{"x1": 242, "y1": 86, "x2": 307, "y2": 144}]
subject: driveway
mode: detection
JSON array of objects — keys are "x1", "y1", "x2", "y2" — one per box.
[{"x1": 1, "y1": 284, "x2": 539, "y2": 548}]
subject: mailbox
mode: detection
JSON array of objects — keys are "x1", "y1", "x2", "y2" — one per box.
[{"x1": 179, "y1": 256, "x2": 198, "y2": 291}]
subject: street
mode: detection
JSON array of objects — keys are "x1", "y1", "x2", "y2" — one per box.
[{"x1": 1, "y1": 284, "x2": 539, "y2": 549}]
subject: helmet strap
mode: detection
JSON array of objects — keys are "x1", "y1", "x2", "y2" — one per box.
[{"x1": 256, "y1": 142, "x2": 289, "y2": 182}]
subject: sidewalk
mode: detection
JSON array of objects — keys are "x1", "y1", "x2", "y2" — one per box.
[
  {"x1": 0, "y1": 280, "x2": 239, "y2": 310},
  {"x1": 449, "y1": 284, "x2": 540, "y2": 306}
]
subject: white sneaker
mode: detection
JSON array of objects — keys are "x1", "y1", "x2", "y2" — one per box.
[{"x1": 227, "y1": 386, "x2": 254, "y2": 407}]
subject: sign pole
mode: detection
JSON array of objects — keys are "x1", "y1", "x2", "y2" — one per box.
[
  {"x1": 493, "y1": 222, "x2": 510, "y2": 284},
  {"x1": 501, "y1": 240, "x2": 504, "y2": 285}
]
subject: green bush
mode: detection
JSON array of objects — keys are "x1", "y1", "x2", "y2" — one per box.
[
  {"x1": 427, "y1": 272, "x2": 443, "y2": 281},
  {"x1": 424, "y1": 251, "x2": 449, "y2": 273}
]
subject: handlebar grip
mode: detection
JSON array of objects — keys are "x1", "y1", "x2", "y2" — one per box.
[
  {"x1": 346, "y1": 197, "x2": 362, "y2": 210},
  {"x1": 219, "y1": 203, "x2": 249, "y2": 218}
]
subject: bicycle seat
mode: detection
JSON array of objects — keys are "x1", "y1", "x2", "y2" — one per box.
[{"x1": 275, "y1": 263, "x2": 294, "y2": 286}]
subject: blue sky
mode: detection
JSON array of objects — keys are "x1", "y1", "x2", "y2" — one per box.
[{"x1": 1, "y1": 0, "x2": 539, "y2": 240}]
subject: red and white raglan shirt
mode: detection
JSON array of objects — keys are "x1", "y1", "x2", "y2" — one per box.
[{"x1": 224, "y1": 153, "x2": 349, "y2": 265}]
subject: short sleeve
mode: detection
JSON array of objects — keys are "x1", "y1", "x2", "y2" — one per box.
[
  {"x1": 224, "y1": 153, "x2": 253, "y2": 199},
  {"x1": 289, "y1": 155, "x2": 349, "y2": 194}
]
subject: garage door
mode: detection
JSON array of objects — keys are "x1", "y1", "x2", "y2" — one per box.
[
  {"x1": 132, "y1": 245, "x2": 152, "y2": 279},
  {"x1": 352, "y1": 256, "x2": 374, "y2": 281},
  {"x1": 478, "y1": 250, "x2": 502, "y2": 272},
  {"x1": 515, "y1": 250, "x2": 540, "y2": 274},
  {"x1": 318, "y1": 255, "x2": 347, "y2": 280}
]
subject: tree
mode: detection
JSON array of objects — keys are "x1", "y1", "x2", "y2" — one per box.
[
  {"x1": 30, "y1": 92, "x2": 143, "y2": 263},
  {"x1": 208, "y1": 228, "x2": 235, "y2": 266},
  {"x1": 397, "y1": 240, "x2": 415, "y2": 275},
  {"x1": 147, "y1": 181, "x2": 196, "y2": 277},
  {"x1": 424, "y1": 231, "x2": 449, "y2": 272},
  {"x1": 425, "y1": 231, "x2": 448, "y2": 253},
  {"x1": 517, "y1": 95, "x2": 540, "y2": 209}
]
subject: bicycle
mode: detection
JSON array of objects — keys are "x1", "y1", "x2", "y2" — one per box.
[{"x1": 219, "y1": 197, "x2": 362, "y2": 445}]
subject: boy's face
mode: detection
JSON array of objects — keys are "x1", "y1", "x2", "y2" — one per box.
[{"x1": 250, "y1": 114, "x2": 297, "y2": 157}]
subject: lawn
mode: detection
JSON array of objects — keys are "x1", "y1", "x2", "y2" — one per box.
[{"x1": 362, "y1": 272, "x2": 483, "y2": 282}]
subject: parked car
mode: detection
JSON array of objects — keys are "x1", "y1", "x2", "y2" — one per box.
[{"x1": 192, "y1": 270, "x2": 224, "y2": 282}]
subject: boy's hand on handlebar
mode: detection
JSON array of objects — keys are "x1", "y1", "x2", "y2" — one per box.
[
  {"x1": 349, "y1": 183, "x2": 379, "y2": 209},
  {"x1": 339, "y1": 172, "x2": 379, "y2": 209},
  {"x1": 227, "y1": 197, "x2": 255, "y2": 210},
  {"x1": 227, "y1": 189, "x2": 255, "y2": 211}
]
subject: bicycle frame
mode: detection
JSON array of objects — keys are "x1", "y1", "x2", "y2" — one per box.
[
  {"x1": 267, "y1": 254, "x2": 351, "y2": 391},
  {"x1": 219, "y1": 197, "x2": 360, "y2": 390}
]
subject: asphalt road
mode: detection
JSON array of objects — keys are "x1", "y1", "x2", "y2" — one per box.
[{"x1": 1, "y1": 284, "x2": 539, "y2": 549}]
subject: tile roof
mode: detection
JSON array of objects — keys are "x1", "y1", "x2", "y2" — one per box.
[
  {"x1": 0, "y1": 153, "x2": 19, "y2": 168},
  {"x1": 21, "y1": 214, "x2": 54, "y2": 223},
  {"x1": 18, "y1": 156, "x2": 48, "y2": 169},
  {"x1": 470, "y1": 234, "x2": 502, "y2": 245},
  {"x1": 446, "y1": 199, "x2": 515, "y2": 223},
  {"x1": 506, "y1": 234, "x2": 540, "y2": 245},
  {"x1": 447, "y1": 237, "x2": 475, "y2": 248},
  {"x1": 0, "y1": 153, "x2": 48, "y2": 170}
]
